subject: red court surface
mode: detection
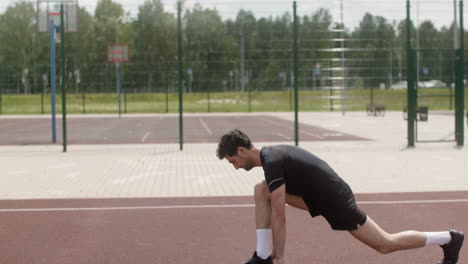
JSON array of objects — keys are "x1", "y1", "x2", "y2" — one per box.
[
  {"x1": 0, "y1": 191, "x2": 467, "y2": 264},
  {"x1": 0, "y1": 115, "x2": 367, "y2": 145}
]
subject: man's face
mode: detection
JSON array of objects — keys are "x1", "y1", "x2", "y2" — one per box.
[{"x1": 225, "y1": 147, "x2": 254, "y2": 171}]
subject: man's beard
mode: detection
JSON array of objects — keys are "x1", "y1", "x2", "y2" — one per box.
[{"x1": 243, "y1": 161, "x2": 254, "y2": 171}]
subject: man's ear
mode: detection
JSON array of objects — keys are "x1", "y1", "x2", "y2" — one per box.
[{"x1": 237, "y1": 146, "x2": 246, "y2": 156}]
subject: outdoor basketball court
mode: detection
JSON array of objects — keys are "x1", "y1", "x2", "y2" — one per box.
[
  {"x1": 1, "y1": 110, "x2": 466, "y2": 263},
  {"x1": 0, "y1": 0, "x2": 465, "y2": 262},
  {"x1": 0, "y1": 114, "x2": 367, "y2": 145}
]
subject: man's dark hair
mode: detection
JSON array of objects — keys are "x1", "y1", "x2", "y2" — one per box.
[{"x1": 217, "y1": 129, "x2": 252, "y2": 159}]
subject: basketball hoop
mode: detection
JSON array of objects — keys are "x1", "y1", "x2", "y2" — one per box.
[
  {"x1": 107, "y1": 44, "x2": 129, "y2": 63},
  {"x1": 112, "y1": 49, "x2": 124, "y2": 64},
  {"x1": 106, "y1": 44, "x2": 129, "y2": 119},
  {"x1": 37, "y1": 1, "x2": 78, "y2": 33},
  {"x1": 47, "y1": 12, "x2": 63, "y2": 43}
]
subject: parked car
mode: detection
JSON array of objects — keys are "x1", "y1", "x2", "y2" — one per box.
[
  {"x1": 390, "y1": 81, "x2": 407, "y2": 90},
  {"x1": 391, "y1": 80, "x2": 448, "y2": 89},
  {"x1": 420, "y1": 80, "x2": 446, "y2": 88}
]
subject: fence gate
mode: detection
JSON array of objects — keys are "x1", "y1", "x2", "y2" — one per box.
[{"x1": 406, "y1": 0, "x2": 465, "y2": 146}]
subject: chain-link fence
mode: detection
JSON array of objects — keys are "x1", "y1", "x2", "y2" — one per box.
[{"x1": 0, "y1": 0, "x2": 466, "y2": 145}]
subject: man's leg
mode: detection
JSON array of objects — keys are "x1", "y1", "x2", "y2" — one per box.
[
  {"x1": 254, "y1": 181, "x2": 272, "y2": 229},
  {"x1": 350, "y1": 215, "x2": 464, "y2": 253},
  {"x1": 254, "y1": 180, "x2": 310, "y2": 228},
  {"x1": 350, "y1": 216, "x2": 464, "y2": 262},
  {"x1": 242, "y1": 181, "x2": 274, "y2": 264},
  {"x1": 349, "y1": 216, "x2": 426, "y2": 254},
  {"x1": 250, "y1": 181, "x2": 309, "y2": 262},
  {"x1": 253, "y1": 181, "x2": 272, "y2": 261}
]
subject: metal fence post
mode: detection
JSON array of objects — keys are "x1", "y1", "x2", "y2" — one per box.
[
  {"x1": 50, "y1": 20, "x2": 57, "y2": 143},
  {"x1": 60, "y1": 4, "x2": 67, "y2": 152},
  {"x1": 406, "y1": 0, "x2": 416, "y2": 147},
  {"x1": 455, "y1": 0, "x2": 464, "y2": 146},
  {"x1": 177, "y1": 1, "x2": 184, "y2": 150},
  {"x1": 293, "y1": 1, "x2": 299, "y2": 146}
]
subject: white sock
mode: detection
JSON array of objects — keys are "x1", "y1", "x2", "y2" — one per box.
[
  {"x1": 425, "y1": 231, "x2": 452, "y2": 246},
  {"x1": 256, "y1": 229, "x2": 270, "y2": 259}
]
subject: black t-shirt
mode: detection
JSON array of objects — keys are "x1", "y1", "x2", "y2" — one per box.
[{"x1": 260, "y1": 145, "x2": 353, "y2": 215}]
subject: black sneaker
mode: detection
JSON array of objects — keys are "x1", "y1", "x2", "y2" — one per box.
[
  {"x1": 242, "y1": 251, "x2": 273, "y2": 264},
  {"x1": 438, "y1": 229, "x2": 464, "y2": 264}
]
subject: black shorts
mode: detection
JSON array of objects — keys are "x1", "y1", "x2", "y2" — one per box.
[
  {"x1": 320, "y1": 203, "x2": 367, "y2": 231},
  {"x1": 304, "y1": 192, "x2": 367, "y2": 231}
]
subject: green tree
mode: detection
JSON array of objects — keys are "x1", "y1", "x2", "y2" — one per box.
[
  {"x1": 351, "y1": 13, "x2": 397, "y2": 88},
  {"x1": 0, "y1": 1, "x2": 47, "y2": 94},
  {"x1": 417, "y1": 21, "x2": 440, "y2": 82},
  {"x1": 94, "y1": 0, "x2": 125, "y2": 92},
  {"x1": 131, "y1": 0, "x2": 177, "y2": 92},
  {"x1": 439, "y1": 23, "x2": 458, "y2": 86},
  {"x1": 235, "y1": 10, "x2": 257, "y2": 92},
  {"x1": 65, "y1": 6, "x2": 98, "y2": 93},
  {"x1": 254, "y1": 13, "x2": 292, "y2": 91},
  {"x1": 395, "y1": 18, "x2": 417, "y2": 82},
  {"x1": 184, "y1": 4, "x2": 234, "y2": 92},
  {"x1": 301, "y1": 8, "x2": 334, "y2": 90}
]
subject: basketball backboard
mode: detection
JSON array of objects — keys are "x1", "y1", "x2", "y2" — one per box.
[
  {"x1": 107, "y1": 44, "x2": 130, "y2": 63},
  {"x1": 37, "y1": 0, "x2": 78, "y2": 33}
]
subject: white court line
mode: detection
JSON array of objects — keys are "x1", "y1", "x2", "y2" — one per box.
[
  {"x1": 276, "y1": 133, "x2": 292, "y2": 140},
  {"x1": 258, "y1": 116, "x2": 324, "y2": 139},
  {"x1": 199, "y1": 118, "x2": 212, "y2": 135},
  {"x1": 1, "y1": 199, "x2": 468, "y2": 212},
  {"x1": 0, "y1": 204, "x2": 253, "y2": 212},
  {"x1": 141, "y1": 131, "x2": 151, "y2": 142},
  {"x1": 357, "y1": 199, "x2": 468, "y2": 204}
]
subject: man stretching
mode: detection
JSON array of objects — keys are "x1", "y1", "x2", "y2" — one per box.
[{"x1": 217, "y1": 129, "x2": 464, "y2": 264}]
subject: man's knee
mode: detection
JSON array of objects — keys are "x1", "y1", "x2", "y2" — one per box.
[
  {"x1": 373, "y1": 240, "x2": 397, "y2": 254},
  {"x1": 254, "y1": 181, "x2": 270, "y2": 200}
]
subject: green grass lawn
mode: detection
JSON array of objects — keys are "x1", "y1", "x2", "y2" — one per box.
[{"x1": 0, "y1": 87, "x2": 466, "y2": 115}]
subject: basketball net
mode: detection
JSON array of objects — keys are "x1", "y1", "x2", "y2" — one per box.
[
  {"x1": 49, "y1": 12, "x2": 67, "y2": 44},
  {"x1": 112, "y1": 50, "x2": 124, "y2": 66}
]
